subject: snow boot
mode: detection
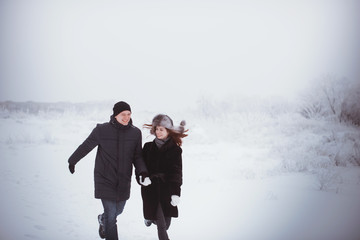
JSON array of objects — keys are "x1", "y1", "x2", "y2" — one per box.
[{"x1": 98, "y1": 214, "x2": 106, "y2": 239}]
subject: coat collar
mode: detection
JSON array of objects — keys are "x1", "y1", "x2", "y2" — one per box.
[
  {"x1": 153, "y1": 137, "x2": 176, "y2": 152},
  {"x1": 110, "y1": 115, "x2": 132, "y2": 130}
]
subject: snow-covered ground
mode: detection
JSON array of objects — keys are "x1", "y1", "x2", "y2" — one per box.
[{"x1": 1, "y1": 101, "x2": 360, "y2": 240}]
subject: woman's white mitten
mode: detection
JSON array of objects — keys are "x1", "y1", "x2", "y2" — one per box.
[
  {"x1": 140, "y1": 176, "x2": 152, "y2": 186},
  {"x1": 171, "y1": 195, "x2": 180, "y2": 206}
]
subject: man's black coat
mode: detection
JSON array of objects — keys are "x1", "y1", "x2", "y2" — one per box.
[{"x1": 68, "y1": 117, "x2": 147, "y2": 201}]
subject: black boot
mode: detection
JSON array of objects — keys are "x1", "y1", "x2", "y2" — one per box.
[{"x1": 98, "y1": 214, "x2": 106, "y2": 239}]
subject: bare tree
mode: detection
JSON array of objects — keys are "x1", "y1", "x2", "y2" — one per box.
[
  {"x1": 340, "y1": 81, "x2": 360, "y2": 125},
  {"x1": 300, "y1": 74, "x2": 351, "y2": 121},
  {"x1": 321, "y1": 74, "x2": 350, "y2": 121}
]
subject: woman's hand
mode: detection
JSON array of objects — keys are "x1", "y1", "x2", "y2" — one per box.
[
  {"x1": 171, "y1": 195, "x2": 180, "y2": 206},
  {"x1": 140, "y1": 175, "x2": 152, "y2": 186}
]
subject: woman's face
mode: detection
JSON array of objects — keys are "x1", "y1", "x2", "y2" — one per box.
[{"x1": 155, "y1": 126, "x2": 169, "y2": 140}]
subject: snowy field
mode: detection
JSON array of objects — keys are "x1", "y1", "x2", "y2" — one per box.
[{"x1": 1, "y1": 100, "x2": 360, "y2": 240}]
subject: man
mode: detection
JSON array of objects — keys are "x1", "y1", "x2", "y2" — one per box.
[{"x1": 68, "y1": 101, "x2": 151, "y2": 240}]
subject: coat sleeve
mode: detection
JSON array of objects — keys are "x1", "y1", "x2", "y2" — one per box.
[
  {"x1": 133, "y1": 131, "x2": 148, "y2": 177},
  {"x1": 168, "y1": 147, "x2": 183, "y2": 196},
  {"x1": 68, "y1": 125, "x2": 100, "y2": 165}
]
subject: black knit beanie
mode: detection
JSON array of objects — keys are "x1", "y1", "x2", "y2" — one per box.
[{"x1": 113, "y1": 101, "x2": 131, "y2": 116}]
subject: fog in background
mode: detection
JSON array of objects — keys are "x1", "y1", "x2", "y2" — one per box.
[
  {"x1": 1, "y1": 0, "x2": 360, "y2": 112},
  {"x1": 1, "y1": 2, "x2": 360, "y2": 239}
]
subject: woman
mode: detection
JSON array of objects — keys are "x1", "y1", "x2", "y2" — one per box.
[{"x1": 140, "y1": 114, "x2": 187, "y2": 240}]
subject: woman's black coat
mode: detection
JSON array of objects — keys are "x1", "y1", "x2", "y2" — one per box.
[{"x1": 141, "y1": 139, "x2": 183, "y2": 220}]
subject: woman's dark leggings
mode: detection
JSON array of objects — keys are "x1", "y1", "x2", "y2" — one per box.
[{"x1": 155, "y1": 203, "x2": 171, "y2": 240}]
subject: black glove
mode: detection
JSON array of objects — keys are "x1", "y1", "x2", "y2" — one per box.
[
  {"x1": 69, "y1": 163, "x2": 75, "y2": 174},
  {"x1": 139, "y1": 172, "x2": 149, "y2": 179}
]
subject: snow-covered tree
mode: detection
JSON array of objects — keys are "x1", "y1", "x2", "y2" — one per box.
[
  {"x1": 300, "y1": 74, "x2": 354, "y2": 123},
  {"x1": 340, "y1": 80, "x2": 360, "y2": 126}
]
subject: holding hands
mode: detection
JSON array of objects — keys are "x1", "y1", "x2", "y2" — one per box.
[{"x1": 139, "y1": 173, "x2": 152, "y2": 186}]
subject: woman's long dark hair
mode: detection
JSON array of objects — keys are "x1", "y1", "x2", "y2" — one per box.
[{"x1": 143, "y1": 124, "x2": 188, "y2": 147}]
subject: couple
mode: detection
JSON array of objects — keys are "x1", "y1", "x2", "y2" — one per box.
[{"x1": 67, "y1": 101, "x2": 187, "y2": 240}]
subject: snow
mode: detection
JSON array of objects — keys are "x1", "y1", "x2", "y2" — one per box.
[{"x1": 1, "y1": 101, "x2": 360, "y2": 240}]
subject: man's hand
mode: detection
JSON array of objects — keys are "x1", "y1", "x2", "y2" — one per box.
[{"x1": 69, "y1": 164, "x2": 75, "y2": 174}]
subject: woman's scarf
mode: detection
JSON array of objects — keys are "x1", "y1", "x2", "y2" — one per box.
[{"x1": 154, "y1": 137, "x2": 170, "y2": 149}]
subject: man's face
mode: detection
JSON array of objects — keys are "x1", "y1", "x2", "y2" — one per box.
[{"x1": 115, "y1": 110, "x2": 131, "y2": 125}]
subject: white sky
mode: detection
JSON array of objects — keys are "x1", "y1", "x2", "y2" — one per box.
[{"x1": 1, "y1": 0, "x2": 359, "y2": 111}]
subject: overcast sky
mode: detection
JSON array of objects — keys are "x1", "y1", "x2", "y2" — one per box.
[{"x1": 1, "y1": 0, "x2": 359, "y2": 111}]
